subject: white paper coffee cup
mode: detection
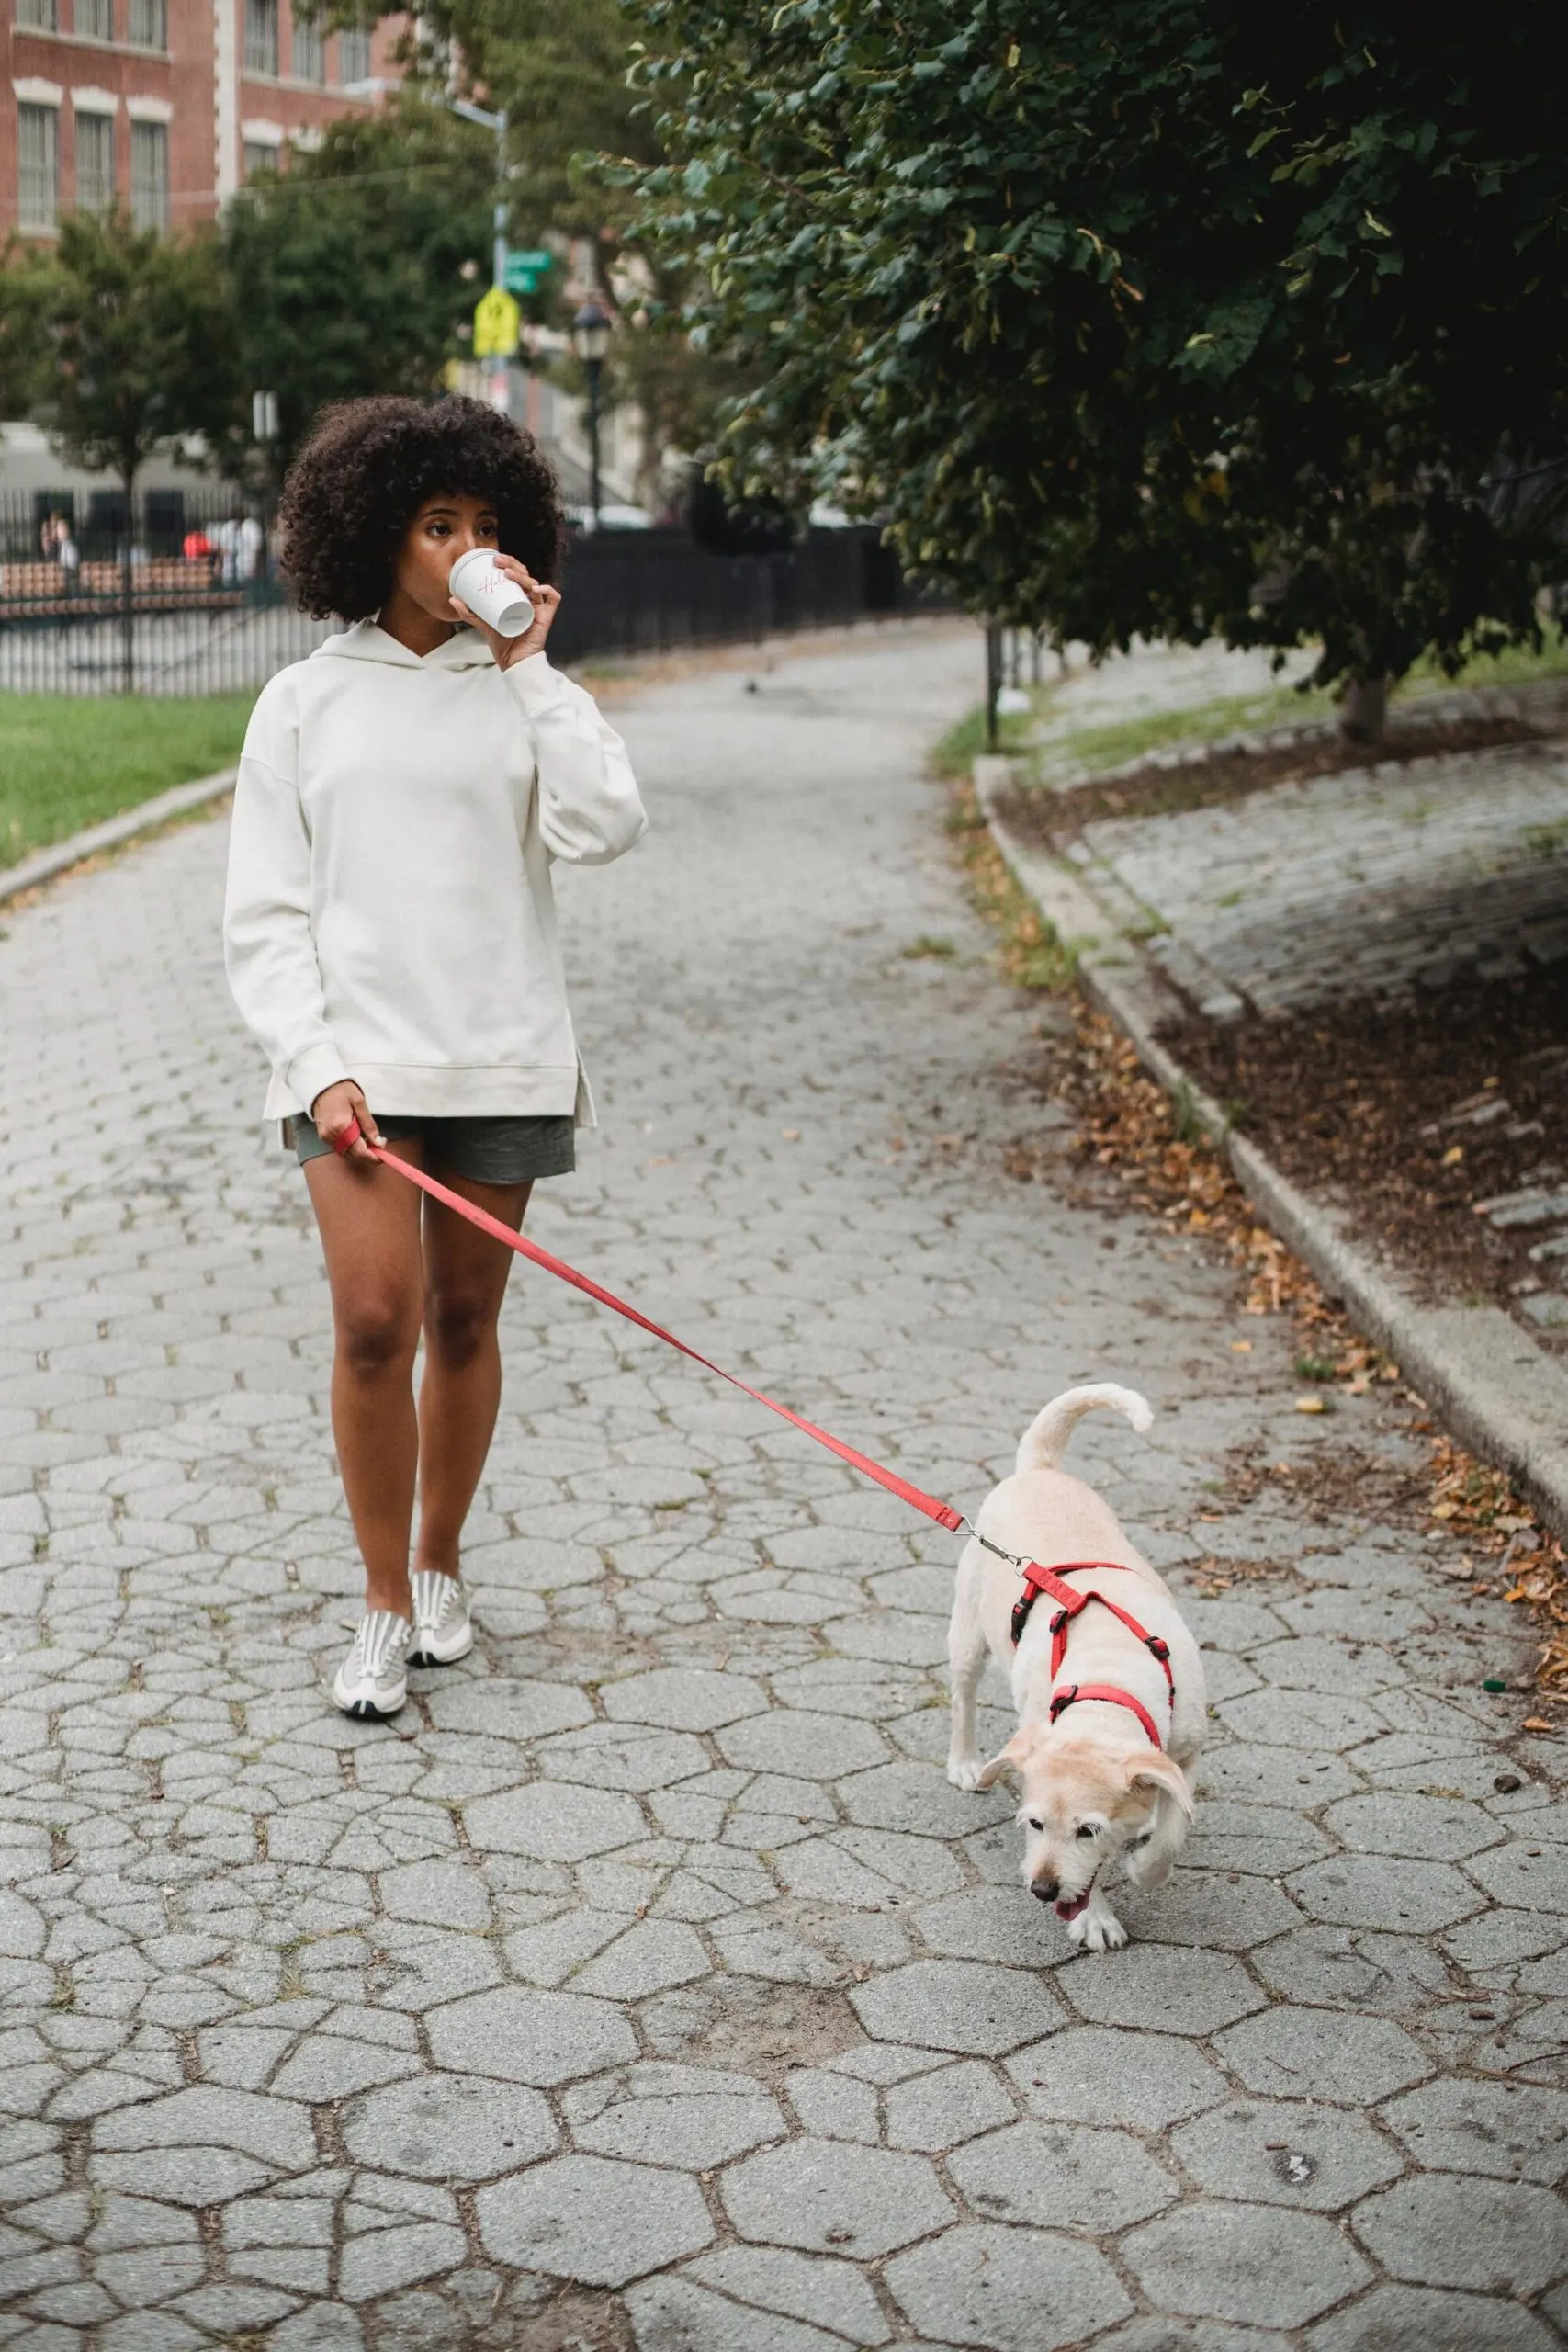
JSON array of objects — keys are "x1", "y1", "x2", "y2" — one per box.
[{"x1": 449, "y1": 548, "x2": 535, "y2": 638}]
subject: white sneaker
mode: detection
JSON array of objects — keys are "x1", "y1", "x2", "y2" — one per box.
[
  {"x1": 409, "y1": 1571, "x2": 474, "y2": 1668},
  {"x1": 332, "y1": 1611, "x2": 412, "y2": 1719}
]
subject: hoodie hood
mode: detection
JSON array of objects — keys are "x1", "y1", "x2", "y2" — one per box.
[{"x1": 312, "y1": 617, "x2": 497, "y2": 671}]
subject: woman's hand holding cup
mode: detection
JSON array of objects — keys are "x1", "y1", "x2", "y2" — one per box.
[{"x1": 449, "y1": 550, "x2": 560, "y2": 671}]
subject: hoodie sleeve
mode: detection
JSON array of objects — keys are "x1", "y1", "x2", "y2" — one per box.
[
  {"x1": 222, "y1": 682, "x2": 352, "y2": 1114},
  {"x1": 503, "y1": 653, "x2": 648, "y2": 865}
]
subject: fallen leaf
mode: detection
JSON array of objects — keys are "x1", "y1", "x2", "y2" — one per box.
[{"x1": 1440, "y1": 1144, "x2": 1464, "y2": 1167}]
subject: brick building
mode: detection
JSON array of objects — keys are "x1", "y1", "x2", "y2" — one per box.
[{"x1": 4, "y1": 0, "x2": 401, "y2": 241}]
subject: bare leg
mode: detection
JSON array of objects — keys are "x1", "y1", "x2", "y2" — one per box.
[
  {"x1": 304, "y1": 1141, "x2": 425, "y2": 1618},
  {"x1": 414, "y1": 1174, "x2": 530, "y2": 1580}
]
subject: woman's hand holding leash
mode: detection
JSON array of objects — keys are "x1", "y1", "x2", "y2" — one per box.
[
  {"x1": 311, "y1": 1079, "x2": 383, "y2": 1165},
  {"x1": 450, "y1": 553, "x2": 560, "y2": 672}
]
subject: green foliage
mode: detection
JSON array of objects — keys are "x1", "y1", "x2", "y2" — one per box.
[
  {"x1": 27, "y1": 209, "x2": 236, "y2": 493},
  {"x1": 0, "y1": 237, "x2": 51, "y2": 417},
  {"x1": 220, "y1": 107, "x2": 493, "y2": 471},
  {"x1": 626, "y1": 3, "x2": 1568, "y2": 689},
  {"x1": 402, "y1": 0, "x2": 659, "y2": 246},
  {"x1": 372, "y1": 0, "x2": 744, "y2": 486},
  {"x1": 0, "y1": 693, "x2": 254, "y2": 869}
]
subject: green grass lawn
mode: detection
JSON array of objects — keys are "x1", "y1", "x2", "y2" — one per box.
[
  {"x1": 0, "y1": 692, "x2": 255, "y2": 871},
  {"x1": 999, "y1": 630, "x2": 1568, "y2": 784}
]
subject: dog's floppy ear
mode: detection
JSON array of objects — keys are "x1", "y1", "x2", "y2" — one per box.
[
  {"x1": 1126, "y1": 1752, "x2": 1195, "y2": 1819},
  {"x1": 976, "y1": 1730, "x2": 1038, "y2": 1790}
]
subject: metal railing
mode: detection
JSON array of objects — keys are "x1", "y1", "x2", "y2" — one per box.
[{"x1": 0, "y1": 492, "x2": 948, "y2": 698}]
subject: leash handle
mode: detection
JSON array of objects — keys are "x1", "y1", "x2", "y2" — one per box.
[{"x1": 363, "y1": 1142, "x2": 967, "y2": 1536}]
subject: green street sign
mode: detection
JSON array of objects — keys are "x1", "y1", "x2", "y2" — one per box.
[{"x1": 504, "y1": 248, "x2": 554, "y2": 296}]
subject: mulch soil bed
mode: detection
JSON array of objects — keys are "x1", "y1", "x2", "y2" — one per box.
[
  {"x1": 994, "y1": 707, "x2": 1546, "y2": 845},
  {"x1": 1164, "y1": 966, "x2": 1568, "y2": 1331}
]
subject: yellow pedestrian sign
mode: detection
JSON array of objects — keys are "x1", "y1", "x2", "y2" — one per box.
[{"x1": 473, "y1": 287, "x2": 521, "y2": 358}]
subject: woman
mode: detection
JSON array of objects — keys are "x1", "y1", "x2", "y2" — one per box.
[{"x1": 223, "y1": 396, "x2": 646, "y2": 1720}]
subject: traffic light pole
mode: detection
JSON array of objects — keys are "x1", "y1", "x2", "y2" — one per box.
[
  {"x1": 452, "y1": 96, "x2": 511, "y2": 413},
  {"x1": 491, "y1": 109, "x2": 508, "y2": 410}
]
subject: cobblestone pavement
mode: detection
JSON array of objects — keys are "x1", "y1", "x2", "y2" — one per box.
[
  {"x1": 1068, "y1": 734, "x2": 1568, "y2": 1022},
  {"x1": 2, "y1": 624, "x2": 1564, "y2": 2350}
]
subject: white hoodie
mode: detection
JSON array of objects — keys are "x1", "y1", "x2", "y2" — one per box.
[{"x1": 223, "y1": 620, "x2": 647, "y2": 1123}]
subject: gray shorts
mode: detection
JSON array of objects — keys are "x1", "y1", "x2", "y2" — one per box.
[{"x1": 289, "y1": 1112, "x2": 575, "y2": 1185}]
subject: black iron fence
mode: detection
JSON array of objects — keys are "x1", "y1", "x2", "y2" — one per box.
[{"x1": 0, "y1": 489, "x2": 947, "y2": 698}]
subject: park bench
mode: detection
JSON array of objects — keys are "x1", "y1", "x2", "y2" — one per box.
[{"x1": 0, "y1": 557, "x2": 247, "y2": 623}]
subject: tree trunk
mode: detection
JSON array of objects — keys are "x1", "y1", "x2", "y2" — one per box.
[
  {"x1": 119, "y1": 467, "x2": 136, "y2": 696},
  {"x1": 985, "y1": 620, "x2": 1003, "y2": 751},
  {"x1": 1339, "y1": 673, "x2": 1387, "y2": 745}
]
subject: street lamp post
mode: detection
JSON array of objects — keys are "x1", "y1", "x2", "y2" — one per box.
[
  {"x1": 344, "y1": 80, "x2": 513, "y2": 411},
  {"x1": 448, "y1": 97, "x2": 510, "y2": 413},
  {"x1": 570, "y1": 300, "x2": 612, "y2": 529}
]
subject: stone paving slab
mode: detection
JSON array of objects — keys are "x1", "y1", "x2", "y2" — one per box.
[
  {"x1": 0, "y1": 623, "x2": 1562, "y2": 2346},
  {"x1": 1070, "y1": 738, "x2": 1568, "y2": 1018}
]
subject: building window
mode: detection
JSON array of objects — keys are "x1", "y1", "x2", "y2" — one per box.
[
  {"x1": 338, "y1": 26, "x2": 370, "y2": 85},
  {"x1": 127, "y1": 0, "x2": 166, "y2": 46},
  {"x1": 243, "y1": 140, "x2": 280, "y2": 181},
  {"x1": 75, "y1": 0, "x2": 116, "y2": 37},
  {"x1": 244, "y1": 0, "x2": 279, "y2": 75},
  {"x1": 16, "y1": 0, "x2": 59, "y2": 28},
  {"x1": 291, "y1": 15, "x2": 325, "y2": 82},
  {"x1": 130, "y1": 118, "x2": 168, "y2": 228},
  {"x1": 75, "y1": 111, "x2": 116, "y2": 210},
  {"x1": 18, "y1": 105, "x2": 60, "y2": 233}
]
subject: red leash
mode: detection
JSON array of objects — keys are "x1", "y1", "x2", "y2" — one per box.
[
  {"x1": 333, "y1": 1119, "x2": 1171, "y2": 1744},
  {"x1": 341, "y1": 1123, "x2": 965, "y2": 1538}
]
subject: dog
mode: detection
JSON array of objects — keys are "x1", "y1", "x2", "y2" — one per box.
[{"x1": 946, "y1": 1384, "x2": 1204, "y2": 1951}]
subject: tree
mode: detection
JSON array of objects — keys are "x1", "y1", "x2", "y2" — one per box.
[
  {"x1": 220, "y1": 105, "x2": 493, "y2": 479},
  {"x1": 626, "y1": 3, "x2": 1568, "y2": 715},
  {"x1": 30, "y1": 209, "x2": 238, "y2": 689},
  {"x1": 323, "y1": 0, "x2": 743, "y2": 497},
  {"x1": 0, "y1": 238, "x2": 51, "y2": 419}
]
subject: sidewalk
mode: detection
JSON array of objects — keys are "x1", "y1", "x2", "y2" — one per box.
[{"x1": 1, "y1": 628, "x2": 1563, "y2": 2347}]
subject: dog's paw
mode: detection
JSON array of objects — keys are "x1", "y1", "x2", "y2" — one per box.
[
  {"x1": 1069, "y1": 1898, "x2": 1128, "y2": 1953},
  {"x1": 946, "y1": 1756, "x2": 984, "y2": 1791}
]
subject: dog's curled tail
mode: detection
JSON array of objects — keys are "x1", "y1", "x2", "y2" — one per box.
[{"x1": 1015, "y1": 1383, "x2": 1154, "y2": 1475}]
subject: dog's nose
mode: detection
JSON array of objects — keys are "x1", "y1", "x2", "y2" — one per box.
[{"x1": 1031, "y1": 1878, "x2": 1059, "y2": 1905}]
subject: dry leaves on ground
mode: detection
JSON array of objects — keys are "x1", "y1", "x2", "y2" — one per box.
[
  {"x1": 1052, "y1": 998, "x2": 1566, "y2": 1701},
  {"x1": 1430, "y1": 1439, "x2": 1568, "y2": 1702},
  {"x1": 949, "y1": 781, "x2": 1077, "y2": 991}
]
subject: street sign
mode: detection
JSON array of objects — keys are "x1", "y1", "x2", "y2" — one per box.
[
  {"x1": 504, "y1": 248, "x2": 554, "y2": 297},
  {"x1": 473, "y1": 287, "x2": 521, "y2": 358}
]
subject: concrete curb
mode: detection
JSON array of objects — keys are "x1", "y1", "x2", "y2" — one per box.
[
  {"x1": 0, "y1": 765, "x2": 237, "y2": 910},
  {"x1": 976, "y1": 756, "x2": 1568, "y2": 1542}
]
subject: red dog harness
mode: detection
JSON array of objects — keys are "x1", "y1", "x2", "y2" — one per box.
[{"x1": 996, "y1": 1548, "x2": 1173, "y2": 1749}]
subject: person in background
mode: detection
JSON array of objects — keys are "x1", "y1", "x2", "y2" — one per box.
[
  {"x1": 55, "y1": 515, "x2": 80, "y2": 591},
  {"x1": 236, "y1": 508, "x2": 264, "y2": 582},
  {"x1": 216, "y1": 501, "x2": 265, "y2": 584}
]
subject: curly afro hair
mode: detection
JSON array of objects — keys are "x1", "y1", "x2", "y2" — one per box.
[{"x1": 278, "y1": 395, "x2": 563, "y2": 621}]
